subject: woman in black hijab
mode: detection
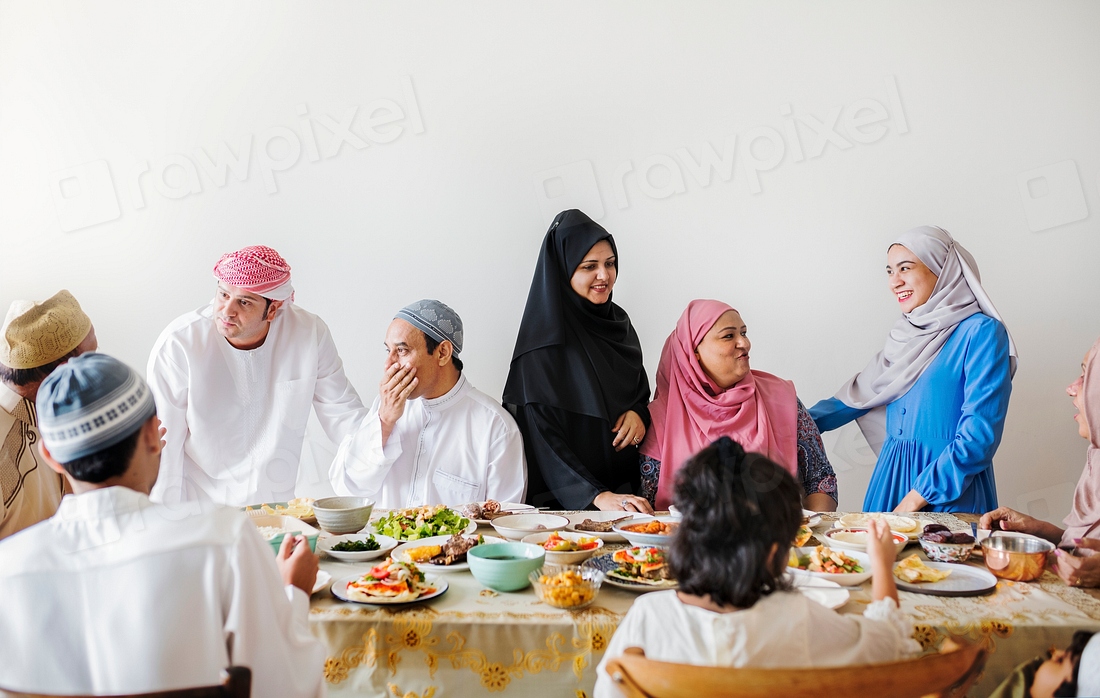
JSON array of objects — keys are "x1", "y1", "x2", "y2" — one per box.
[{"x1": 504, "y1": 210, "x2": 653, "y2": 513}]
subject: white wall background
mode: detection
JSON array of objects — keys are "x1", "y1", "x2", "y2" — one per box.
[{"x1": 1, "y1": 1, "x2": 1097, "y2": 516}]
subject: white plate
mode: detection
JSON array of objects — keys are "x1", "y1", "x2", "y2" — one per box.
[
  {"x1": 836, "y1": 513, "x2": 922, "y2": 540},
  {"x1": 332, "y1": 573, "x2": 449, "y2": 605},
  {"x1": 391, "y1": 534, "x2": 506, "y2": 572},
  {"x1": 612, "y1": 515, "x2": 679, "y2": 548},
  {"x1": 788, "y1": 546, "x2": 873, "y2": 586},
  {"x1": 823, "y1": 528, "x2": 908, "y2": 558},
  {"x1": 582, "y1": 550, "x2": 677, "y2": 592},
  {"x1": 893, "y1": 560, "x2": 998, "y2": 597},
  {"x1": 802, "y1": 509, "x2": 822, "y2": 528},
  {"x1": 367, "y1": 517, "x2": 477, "y2": 541},
  {"x1": 317, "y1": 533, "x2": 399, "y2": 562},
  {"x1": 470, "y1": 502, "x2": 536, "y2": 525},
  {"x1": 789, "y1": 574, "x2": 850, "y2": 609},
  {"x1": 311, "y1": 570, "x2": 332, "y2": 595},
  {"x1": 490, "y1": 514, "x2": 569, "y2": 541},
  {"x1": 565, "y1": 512, "x2": 641, "y2": 543}
]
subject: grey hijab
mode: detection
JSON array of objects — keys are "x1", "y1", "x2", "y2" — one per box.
[{"x1": 836, "y1": 225, "x2": 1018, "y2": 454}]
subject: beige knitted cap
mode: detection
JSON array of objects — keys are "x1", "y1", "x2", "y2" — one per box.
[{"x1": 0, "y1": 290, "x2": 93, "y2": 369}]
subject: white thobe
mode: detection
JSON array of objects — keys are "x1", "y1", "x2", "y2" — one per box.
[
  {"x1": 329, "y1": 374, "x2": 527, "y2": 508},
  {"x1": 0, "y1": 486, "x2": 325, "y2": 696},
  {"x1": 148, "y1": 302, "x2": 367, "y2": 507},
  {"x1": 595, "y1": 589, "x2": 921, "y2": 698}
]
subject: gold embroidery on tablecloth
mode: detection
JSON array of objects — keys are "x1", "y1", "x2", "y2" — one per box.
[
  {"x1": 325, "y1": 628, "x2": 389, "y2": 682},
  {"x1": 1038, "y1": 572, "x2": 1100, "y2": 622},
  {"x1": 388, "y1": 684, "x2": 437, "y2": 698},
  {"x1": 912, "y1": 624, "x2": 939, "y2": 650},
  {"x1": 322, "y1": 604, "x2": 620, "y2": 690}
]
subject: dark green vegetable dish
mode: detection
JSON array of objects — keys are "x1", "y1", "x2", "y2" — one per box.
[{"x1": 331, "y1": 536, "x2": 380, "y2": 552}]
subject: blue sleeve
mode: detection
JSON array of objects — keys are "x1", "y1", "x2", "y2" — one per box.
[
  {"x1": 913, "y1": 319, "x2": 1012, "y2": 506},
  {"x1": 808, "y1": 396, "x2": 868, "y2": 433}
]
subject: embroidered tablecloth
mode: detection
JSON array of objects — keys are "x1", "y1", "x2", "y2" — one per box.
[{"x1": 309, "y1": 512, "x2": 1100, "y2": 698}]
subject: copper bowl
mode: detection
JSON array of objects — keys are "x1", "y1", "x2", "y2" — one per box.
[{"x1": 980, "y1": 532, "x2": 1054, "y2": 582}]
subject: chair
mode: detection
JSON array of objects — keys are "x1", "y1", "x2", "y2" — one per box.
[
  {"x1": 606, "y1": 640, "x2": 987, "y2": 698},
  {"x1": 0, "y1": 667, "x2": 251, "y2": 698}
]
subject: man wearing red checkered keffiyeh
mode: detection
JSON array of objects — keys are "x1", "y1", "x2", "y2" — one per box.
[{"x1": 146, "y1": 245, "x2": 368, "y2": 508}]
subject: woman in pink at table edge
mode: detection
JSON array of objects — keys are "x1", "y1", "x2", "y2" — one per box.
[
  {"x1": 981, "y1": 336, "x2": 1100, "y2": 588},
  {"x1": 638, "y1": 299, "x2": 837, "y2": 513}
]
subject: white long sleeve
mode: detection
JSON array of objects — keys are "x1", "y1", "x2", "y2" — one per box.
[
  {"x1": 329, "y1": 375, "x2": 526, "y2": 508},
  {"x1": 0, "y1": 487, "x2": 325, "y2": 696},
  {"x1": 146, "y1": 303, "x2": 366, "y2": 507}
]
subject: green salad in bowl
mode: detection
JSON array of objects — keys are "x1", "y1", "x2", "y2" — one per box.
[{"x1": 373, "y1": 505, "x2": 474, "y2": 541}]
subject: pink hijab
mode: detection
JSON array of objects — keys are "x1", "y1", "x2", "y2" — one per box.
[
  {"x1": 640, "y1": 300, "x2": 800, "y2": 510},
  {"x1": 1062, "y1": 337, "x2": 1100, "y2": 546}
]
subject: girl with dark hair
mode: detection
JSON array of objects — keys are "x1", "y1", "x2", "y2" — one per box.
[
  {"x1": 504, "y1": 210, "x2": 653, "y2": 513},
  {"x1": 594, "y1": 437, "x2": 919, "y2": 698}
]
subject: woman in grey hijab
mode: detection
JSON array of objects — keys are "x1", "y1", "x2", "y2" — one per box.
[{"x1": 810, "y1": 226, "x2": 1017, "y2": 513}]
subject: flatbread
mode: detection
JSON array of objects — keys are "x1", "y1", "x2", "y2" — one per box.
[
  {"x1": 839, "y1": 513, "x2": 919, "y2": 533},
  {"x1": 345, "y1": 581, "x2": 420, "y2": 603},
  {"x1": 893, "y1": 554, "x2": 952, "y2": 583}
]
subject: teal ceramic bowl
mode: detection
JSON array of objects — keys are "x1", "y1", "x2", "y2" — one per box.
[{"x1": 467, "y1": 542, "x2": 545, "y2": 591}]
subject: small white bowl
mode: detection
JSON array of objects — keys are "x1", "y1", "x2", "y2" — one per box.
[
  {"x1": 521, "y1": 530, "x2": 605, "y2": 564},
  {"x1": 823, "y1": 527, "x2": 907, "y2": 559},
  {"x1": 612, "y1": 515, "x2": 679, "y2": 548},
  {"x1": 317, "y1": 532, "x2": 398, "y2": 562},
  {"x1": 490, "y1": 513, "x2": 569, "y2": 541},
  {"x1": 788, "y1": 546, "x2": 873, "y2": 586}
]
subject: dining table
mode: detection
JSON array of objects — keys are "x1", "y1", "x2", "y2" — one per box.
[{"x1": 306, "y1": 511, "x2": 1100, "y2": 698}]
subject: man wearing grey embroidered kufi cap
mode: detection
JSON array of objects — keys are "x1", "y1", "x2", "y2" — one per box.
[
  {"x1": 0, "y1": 352, "x2": 326, "y2": 696},
  {"x1": 329, "y1": 299, "x2": 527, "y2": 508}
]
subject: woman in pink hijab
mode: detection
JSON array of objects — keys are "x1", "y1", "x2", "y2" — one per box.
[
  {"x1": 639, "y1": 300, "x2": 838, "y2": 512},
  {"x1": 980, "y1": 337, "x2": 1100, "y2": 587}
]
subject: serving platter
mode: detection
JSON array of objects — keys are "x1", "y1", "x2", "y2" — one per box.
[
  {"x1": 331, "y1": 573, "x2": 449, "y2": 605},
  {"x1": 390, "y1": 534, "x2": 506, "y2": 572},
  {"x1": 892, "y1": 561, "x2": 998, "y2": 597},
  {"x1": 582, "y1": 550, "x2": 678, "y2": 592}
]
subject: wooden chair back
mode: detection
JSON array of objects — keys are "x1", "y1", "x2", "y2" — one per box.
[
  {"x1": 606, "y1": 641, "x2": 986, "y2": 698},
  {"x1": 0, "y1": 667, "x2": 251, "y2": 698}
]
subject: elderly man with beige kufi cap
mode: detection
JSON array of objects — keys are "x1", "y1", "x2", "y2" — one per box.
[{"x1": 0, "y1": 289, "x2": 97, "y2": 539}]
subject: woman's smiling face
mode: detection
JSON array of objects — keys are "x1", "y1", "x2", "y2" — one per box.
[
  {"x1": 695, "y1": 310, "x2": 751, "y2": 391},
  {"x1": 570, "y1": 239, "x2": 617, "y2": 304},
  {"x1": 886, "y1": 244, "x2": 938, "y2": 313}
]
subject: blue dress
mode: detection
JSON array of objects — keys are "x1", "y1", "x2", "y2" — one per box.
[{"x1": 809, "y1": 313, "x2": 1012, "y2": 513}]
